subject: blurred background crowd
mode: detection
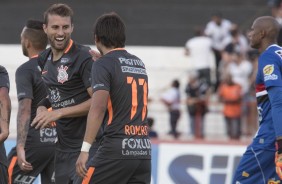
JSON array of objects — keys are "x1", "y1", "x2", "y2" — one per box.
[{"x1": 149, "y1": 0, "x2": 282, "y2": 141}]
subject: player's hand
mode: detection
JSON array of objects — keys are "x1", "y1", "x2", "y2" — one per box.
[
  {"x1": 89, "y1": 50, "x2": 101, "y2": 61},
  {"x1": 17, "y1": 147, "x2": 33, "y2": 171},
  {"x1": 76, "y1": 152, "x2": 89, "y2": 178},
  {"x1": 276, "y1": 152, "x2": 282, "y2": 179},
  {"x1": 31, "y1": 110, "x2": 61, "y2": 129},
  {"x1": 36, "y1": 106, "x2": 48, "y2": 115}
]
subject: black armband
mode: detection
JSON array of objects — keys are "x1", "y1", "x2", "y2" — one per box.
[{"x1": 37, "y1": 97, "x2": 51, "y2": 108}]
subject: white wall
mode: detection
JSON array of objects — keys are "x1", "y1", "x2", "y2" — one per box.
[{"x1": 0, "y1": 45, "x2": 225, "y2": 140}]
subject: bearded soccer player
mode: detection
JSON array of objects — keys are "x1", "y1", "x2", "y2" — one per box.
[
  {"x1": 233, "y1": 16, "x2": 282, "y2": 184},
  {"x1": 7, "y1": 20, "x2": 57, "y2": 184},
  {"x1": 75, "y1": 12, "x2": 151, "y2": 184},
  {"x1": 31, "y1": 3, "x2": 100, "y2": 183},
  {"x1": 0, "y1": 65, "x2": 11, "y2": 184}
]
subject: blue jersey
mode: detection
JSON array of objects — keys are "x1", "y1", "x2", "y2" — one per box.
[{"x1": 252, "y1": 44, "x2": 282, "y2": 151}]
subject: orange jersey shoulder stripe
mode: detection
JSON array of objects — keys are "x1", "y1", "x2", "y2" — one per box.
[{"x1": 64, "y1": 39, "x2": 73, "y2": 54}]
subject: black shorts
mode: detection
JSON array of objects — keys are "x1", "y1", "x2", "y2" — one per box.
[
  {"x1": 0, "y1": 163, "x2": 8, "y2": 184},
  {"x1": 74, "y1": 158, "x2": 151, "y2": 184},
  {"x1": 54, "y1": 150, "x2": 80, "y2": 184},
  {"x1": 7, "y1": 146, "x2": 55, "y2": 184},
  {"x1": 55, "y1": 142, "x2": 99, "y2": 184}
]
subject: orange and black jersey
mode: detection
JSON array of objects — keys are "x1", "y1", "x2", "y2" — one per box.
[
  {"x1": 39, "y1": 40, "x2": 93, "y2": 152},
  {"x1": 0, "y1": 65, "x2": 9, "y2": 166},
  {"x1": 91, "y1": 49, "x2": 151, "y2": 160},
  {"x1": 16, "y1": 56, "x2": 56, "y2": 148}
]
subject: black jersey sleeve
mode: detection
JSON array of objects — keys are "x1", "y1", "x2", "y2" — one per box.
[
  {"x1": 0, "y1": 65, "x2": 10, "y2": 90},
  {"x1": 15, "y1": 67, "x2": 33, "y2": 101},
  {"x1": 91, "y1": 60, "x2": 111, "y2": 92}
]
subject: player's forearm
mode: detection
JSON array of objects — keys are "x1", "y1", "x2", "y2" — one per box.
[
  {"x1": 0, "y1": 87, "x2": 11, "y2": 142},
  {"x1": 83, "y1": 106, "x2": 105, "y2": 145},
  {"x1": 16, "y1": 100, "x2": 31, "y2": 148},
  {"x1": 84, "y1": 91, "x2": 108, "y2": 145},
  {"x1": 57, "y1": 98, "x2": 91, "y2": 118}
]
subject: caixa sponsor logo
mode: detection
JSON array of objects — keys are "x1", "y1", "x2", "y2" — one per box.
[{"x1": 167, "y1": 154, "x2": 242, "y2": 184}]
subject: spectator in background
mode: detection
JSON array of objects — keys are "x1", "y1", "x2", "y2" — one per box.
[
  {"x1": 226, "y1": 49, "x2": 253, "y2": 136},
  {"x1": 218, "y1": 73, "x2": 242, "y2": 140},
  {"x1": 222, "y1": 24, "x2": 249, "y2": 57},
  {"x1": 226, "y1": 48, "x2": 253, "y2": 96},
  {"x1": 147, "y1": 117, "x2": 158, "y2": 139},
  {"x1": 204, "y1": 11, "x2": 233, "y2": 92},
  {"x1": 161, "y1": 79, "x2": 181, "y2": 139},
  {"x1": 184, "y1": 26, "x2": 215, "y2": 88},
  {"x1": 185, "y1": 71, "x2": 210, "y2": 139},
  {"x1": 269, "y1": 0, "x2": 282, "y2": 46},
  {"x1": 268, "y1": 0, "x2": 282, "y2": 17}
]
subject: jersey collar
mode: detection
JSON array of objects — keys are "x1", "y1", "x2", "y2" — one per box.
[
  {"x1": 64, "y1": 39, "x2": 74, "y2": 54},
  {"x1": 108, "y1": 48, "x2": 125, "y2": 53},
  {"x1": 30, "y1": 54, "x2": 38, "y2": 59},
  {"x1": 266, "y1": 44, "x2": 280, "y2": 50}
]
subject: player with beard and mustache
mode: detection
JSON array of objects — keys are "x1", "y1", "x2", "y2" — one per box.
[{"x1": 31, "y1": 4, "x2": 101, "y2": 183}]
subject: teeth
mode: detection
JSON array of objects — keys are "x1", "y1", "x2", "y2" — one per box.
[{"x1": 56, "y1": 38, "x2": 64, "y2": 41}]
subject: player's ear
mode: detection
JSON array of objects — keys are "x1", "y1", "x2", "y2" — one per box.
[
  {"x1": 94, "y1": 35, "x2": 99, "y2": 44},
  {"x1": 24, "y1": 38, "x2": 31, "y2": 49},
  {"x1": 71, "y1": 23, "x2": 74, "y2": 33},
  {"x1": 43, "y1": 24, "x2": 47, "y2": 34},
  {"x1": 260, "y1": 30, "x2": 266, "y2": 39},
  {"x1": 27, "y1": 40, "x2": 31, "y2": 49}
]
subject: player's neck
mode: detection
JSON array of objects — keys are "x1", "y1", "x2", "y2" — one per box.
[
  {"x1": 261, "y1": 41, "x2": 277, "y2": 53},
  {"x1": 100, "y1": 47, "x2": 113, "y2": 56},
  {"x1": 51, "y1": 49, "x2": 64, "y2": 61},
  {"x1": 28, "y1": 49, "x2": 42, "y2": 59}
]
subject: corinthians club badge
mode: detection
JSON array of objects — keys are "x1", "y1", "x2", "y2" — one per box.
[{"x1": 57, "y1": 65, "x2": 69, "y2": 84}]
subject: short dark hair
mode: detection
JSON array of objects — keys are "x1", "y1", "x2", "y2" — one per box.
[
  {"x1": 172, "y1": 79, "x2": 180, "y2": 88},
  {"x1": 26, "y1": 20, "x2": 44, "y2": 30},
  {"x1": 93, "y1": 12, "x2": 126, "y2": 48},
  {"x1": 23, "y1": 19, "x2": 47, "y2": 50},
  {"x1": 44, "y1": 3, "x2": 73, "y2": 24}
]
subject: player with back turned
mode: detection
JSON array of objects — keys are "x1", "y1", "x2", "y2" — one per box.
[
  {"x1": 233, "y1": 16, "x2": 282, "y2": 183},
  {"x1": 75, "y1": 12, "x2": 151, "y2": 184},
  {"x1": 0, "y1": 65, "x2": 11, "y2": 184},
  {"x1": 7, "y1": 19, "x2": 56, "y2": 184}
]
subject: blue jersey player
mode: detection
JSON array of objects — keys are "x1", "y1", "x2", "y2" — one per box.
[{"x1": 233, "y1": 16, "x2": 282, "y2": 184}]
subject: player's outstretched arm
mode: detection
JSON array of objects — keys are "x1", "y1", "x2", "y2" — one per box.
[{"x1": 32, "y1": 88, "x2": 93, "y2": 129}]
